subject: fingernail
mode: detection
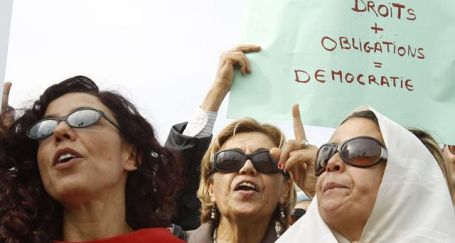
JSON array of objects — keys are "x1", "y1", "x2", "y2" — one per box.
[{"x1": 278, "y1": 162, "x2": 284, "y2": 169}]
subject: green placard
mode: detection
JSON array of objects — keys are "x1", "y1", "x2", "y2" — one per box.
[{"x1": 228, "y1": 0, "x2": 455, "y2": 144}]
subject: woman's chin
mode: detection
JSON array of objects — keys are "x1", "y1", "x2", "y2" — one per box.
[
  {"x1": 48, "y1": 181, "x2": 95, "y2": 204},
  {"x1": 318, "y1": 198, "x2": 347, "y2": 217},
  {"x1": 225, "y1": 204, "x2": 273, "y2": 221}
]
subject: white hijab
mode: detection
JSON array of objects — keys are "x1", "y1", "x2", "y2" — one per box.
[{"x1": 278, "y1": 106, "x2": 455, "y2": 243}]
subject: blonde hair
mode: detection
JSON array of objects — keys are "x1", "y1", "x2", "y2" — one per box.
[
  {"x1": 409, "y1": 129, "x2": 455, "y2": 205},
  {"x1": 197, "y1": 118, "x2": 294, "y2": 231}
]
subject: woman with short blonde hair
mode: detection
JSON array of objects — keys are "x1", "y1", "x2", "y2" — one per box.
[{"x1": 190, "y1": 118, "x2": 294, "y2": 243}]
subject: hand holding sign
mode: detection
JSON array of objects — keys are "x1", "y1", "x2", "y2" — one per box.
[
  {"x1": 271, "y1": 104, "x2": 317, "y2": 197},
  {"x1": 216, "y1": 44, "x2": 261, "y2": 83},
  {"x1": 201, "y1": 44, "x2": 260, "y2": 112}
]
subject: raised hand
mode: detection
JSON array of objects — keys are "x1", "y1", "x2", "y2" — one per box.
[
  {"x1": 201, "y1": 44, "x2": 261, "y2": 112},
  {"x1": 272, "y1": 104, "x2": 318, "y2": 197},
  {"x1": 1, "y1": 82, "x2": 14, "y2": 132},
  {"x1": 1, "y1": 82, "x2": 12, "y2": 113}
]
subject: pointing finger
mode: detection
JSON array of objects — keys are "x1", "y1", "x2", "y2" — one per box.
[
  {"x1": 1, "y1": 82, "x2": 12, "y2": 113},
  {"x1": 292, "y1": 104, "x2": 306, "y2": 141}
]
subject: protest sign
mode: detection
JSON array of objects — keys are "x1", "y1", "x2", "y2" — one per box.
[{"x1": 228, "y1": 0, "x2": 455, "y2": 143}]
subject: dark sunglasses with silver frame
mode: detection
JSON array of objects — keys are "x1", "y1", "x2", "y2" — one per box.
[
  {"x1": 27, "y1": 107, "x2": 120, "y2": 140},
  {"x1": 210, "y1": 148, "x2": 288, "y2": 176},
  {"x1": 315, "y1": 136, "x2": 388, "y2": 176}
]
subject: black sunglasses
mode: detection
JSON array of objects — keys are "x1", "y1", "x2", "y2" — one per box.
[
  {"x1": 315, "y1": 136, "x2": 388, "y2": 176},
  {"x1": 210, "y1": 148, "x2": 286, "y2": 175},
  {"x1": 27, "y1": 107, "x2": 120, "y2": 140}
]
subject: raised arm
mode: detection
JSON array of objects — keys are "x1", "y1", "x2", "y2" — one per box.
[
  {"x1": 201, "y1": 44, "x2": 261, "y2": 112},
  {"x1": 167, "y1": 45, "x2": 260, "y2": 231}
]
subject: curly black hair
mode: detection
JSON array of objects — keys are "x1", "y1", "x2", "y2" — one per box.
[{"x1": 0, "y1": 76, "x2": 183, "y2": 243}]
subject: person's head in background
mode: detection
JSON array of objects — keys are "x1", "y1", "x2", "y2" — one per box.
[
  {"x1": 197, "y1": 118, "x2": 294, "y2": 242},
  {"x1": 290, "y1": 190, "x2": 311, "y2": 225},
  {"x1": 0, "y1": 76, "x2": 183, "y2": 242},
  {"x1": 409, "y1": 129, "x2": 455, "y2": 205}
]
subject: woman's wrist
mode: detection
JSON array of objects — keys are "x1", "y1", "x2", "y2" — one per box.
[{"x1": 201, "y1": 85, "x2": 229, "y2": 112}]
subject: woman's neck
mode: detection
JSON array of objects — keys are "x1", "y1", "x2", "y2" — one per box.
[
  {"x1": 62, "y1": 191, "x2": 131, "y2": 241},
  {"x1": 330, "y1": 219, "x2": 364, "y2": 242},
  {"x1": 215, "y1": 216, "x2": 271, "y2": 243}
]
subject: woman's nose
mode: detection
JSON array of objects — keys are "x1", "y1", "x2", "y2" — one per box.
[
  {"x1": 52, "y1": 121, "x2": 77, "y2": 143},
  {"x1": 325, "y1": 153, "x2": 345, "y2": 174},
  {"x1": 239, "y1": 159, "x2": 258, "y2": 175}
]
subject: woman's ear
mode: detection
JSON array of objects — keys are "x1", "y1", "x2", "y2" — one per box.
[
  {"x1": 122, "y1": 143, "x2": 139, "y2": 171},
  {"x1": 208, "y1": 179, "x2": 216, "y2": 204},
  {"x1": 280, "y1": 179, "x2": 294, "y2": 204}
]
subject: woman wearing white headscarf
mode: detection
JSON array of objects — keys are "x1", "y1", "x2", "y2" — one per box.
[{"x1": 278, "y1": 106, "x2": 455, "y2": 243}]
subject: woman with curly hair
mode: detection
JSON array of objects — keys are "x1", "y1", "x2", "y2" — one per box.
[{"x1": 0, "y1": 76, "x2": 184, "y2": 243}]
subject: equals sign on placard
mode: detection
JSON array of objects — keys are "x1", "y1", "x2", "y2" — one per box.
[{"x1": 373, "y1": 62, "x2": 383, "y2": 68}]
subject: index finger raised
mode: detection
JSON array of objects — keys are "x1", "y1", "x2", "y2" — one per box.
[
  {"x1": 1, "y1": 82, "x2": 12, "y2": 113},
  {"x1": 292, "y1": 104, "x2": 306, "y2": 141}
]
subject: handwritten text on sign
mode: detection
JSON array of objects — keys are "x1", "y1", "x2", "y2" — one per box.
[
  {"x1": 294, "y1": 0, "x2": 422, "y2": 91},
  {"x1": 229, "y1": 0, "x2": 455, "y2": 143}
]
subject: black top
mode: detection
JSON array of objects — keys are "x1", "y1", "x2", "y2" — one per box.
[{"x1": 165, "y1": 122, "x2": 212, "y2": 230}]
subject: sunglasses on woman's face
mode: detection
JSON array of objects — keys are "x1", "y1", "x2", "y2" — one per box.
[
  {"x1": 27, "y1": 107, "x2": 120, "y2": 140},
  {"x1": 211, "y1": 148, "x2": 285, "y2": 175},
  {"x1": 447, "y1": 145, "x2": 455, "y2": 155},
  {"x1": 315, "y1": 136, "x2": 388, "y2": 176}
]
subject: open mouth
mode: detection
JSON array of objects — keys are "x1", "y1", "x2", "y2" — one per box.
[
  {"x1": 53, "y1": 148, "x2": 82, "y2": 166},
  {"x1": 58, "y1": 153, "x2": 78, "y2": 163},
  {"x1": 234, "y1": 181, "x2": 258, "y2": 192}
]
